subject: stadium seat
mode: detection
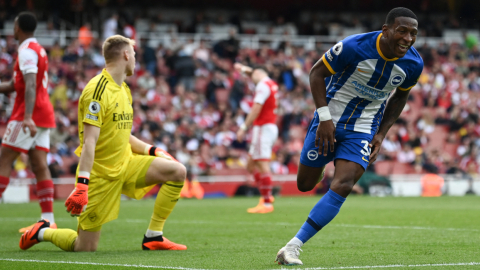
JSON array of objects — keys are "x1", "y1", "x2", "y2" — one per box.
[
  {"x1": 391, "y1": 162, "x2": 415, "y2": 174},
  {"x1": 374, "y1": 161, "x2": 393, "y2": 176}
]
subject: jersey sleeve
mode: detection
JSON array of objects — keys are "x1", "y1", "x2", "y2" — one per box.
[
  {"x1": 321, "y1": 37, "x2": 357, "y2": 75},
  {"x1": 18, "y1": 48, "x2": 38, "y2": 74},
  {"x1": 80, "y1": 89, "x2": 108, "y2": 128},
  {"x1": 398, "y1": 58, "x2": 424, "y2": 91},
  {"x1": 253, "y1": 82, "x2": 271, "y2": 105}
]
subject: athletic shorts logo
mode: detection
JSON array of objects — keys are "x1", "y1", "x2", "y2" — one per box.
[
  {"x1": 362, "y1": 156, "x2": 369, "y2": 163},
  {"x1": 390, "y1": 74, "x2": 405, "y2": 87},
  {"x1": 88, "y1": 101, "x2": 101, "y2": 114},
  {"x1": 307, "y1": 150, "x2": 319, "y2": 161},
  {"x1": 88, "y1": 212, "x2": 97, "y2": 222}
]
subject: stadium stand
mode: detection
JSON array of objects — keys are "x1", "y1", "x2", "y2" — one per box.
[{"x1": 1, "y1": 10, "x2": 480, "y2": 184}]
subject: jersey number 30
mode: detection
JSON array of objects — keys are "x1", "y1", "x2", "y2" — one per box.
[{"x1": 360, "y1": 140, "x2": 371, "y2": 156}]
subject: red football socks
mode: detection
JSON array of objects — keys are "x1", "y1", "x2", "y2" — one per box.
[
  {"x1": 0, "y1": 175, "x2": 9, "y2": 198},
  {"x1": 37, "y1": 180, "x2": 54, "y2": 213},
  {"x1": 259, "y1": 173, "x2": 273, "y2": 204}
]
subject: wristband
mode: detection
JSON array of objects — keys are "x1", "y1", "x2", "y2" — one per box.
[
  {"x1": 77, "y1": 177, "x2": 89, "y2": 185},
  {"x1": 240, "y1": 123, "x2": 247, "y2": 131},
  {"x1": 316, "y1": 106, "x2": 332, "y2": 121},
  {"x1": 149, "y1": 146, "x2": 157, "y2": 156}
]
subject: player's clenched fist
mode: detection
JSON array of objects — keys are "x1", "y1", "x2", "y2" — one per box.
[{"x1": 65, "y1": 178, "x2": 89, "y2": 217}]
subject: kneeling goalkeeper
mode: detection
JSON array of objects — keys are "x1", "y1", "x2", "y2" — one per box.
[{"x1": 20, "y1": 35, "x2": 187, "y2": 252}]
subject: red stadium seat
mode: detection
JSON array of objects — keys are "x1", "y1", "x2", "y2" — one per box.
[
  {"x1": 391, "y1": 162, "x2": 415, "y2": 174},
  {"x1": 374, "y1": 161, "x2": 393, "y2": 176}
]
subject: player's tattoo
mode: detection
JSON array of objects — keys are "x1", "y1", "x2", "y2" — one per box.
[
  {"x1": 376, "y1": 89, "x2": 410, "y2": 137},
  {"x1": 23, "y1": 73, "x2": 36, "y2": 118}
]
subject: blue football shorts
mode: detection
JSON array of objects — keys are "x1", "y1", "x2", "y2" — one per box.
[{"x1": 300, "y1": 112, "x2": 374, "y2": 170}]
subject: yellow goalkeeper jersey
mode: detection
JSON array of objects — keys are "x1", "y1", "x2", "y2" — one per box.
[{"x1": 75, "y1": 69, "x2": 134, "y2": 180}]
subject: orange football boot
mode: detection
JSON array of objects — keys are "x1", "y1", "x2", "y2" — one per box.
[
  {"x1": 19, "y1": 219, "x2": 51, "y2": 250},
  {"x1": 19, "y1": 222, "x2": 57, "y2": 233},
  {"x1": 142, "y1": 235, "x2": 187, "y2": 250},
  {"x1": 247, "y1": 203, "x2": 274, "y2": 214}
]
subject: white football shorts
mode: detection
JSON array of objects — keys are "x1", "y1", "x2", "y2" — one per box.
[
  {"x1": 249, "y1": 123, "x2": 278, "y2": 161},
  {"x1": 2, "y1": 120, "x2": 50, "y2": 153}
]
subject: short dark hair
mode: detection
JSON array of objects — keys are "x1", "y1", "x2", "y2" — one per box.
[
  {"x1": 385, "y1": 7, "x2": 417, "y2": 25},
  {"x1": 17, "y1": 12, "x2": 37, "y2": 33},
  {"x1": 252, "y1": 65, "x2": 268, "y2": 73}
]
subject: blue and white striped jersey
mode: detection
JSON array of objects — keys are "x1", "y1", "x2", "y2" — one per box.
[{"x1": 321, "y1": 31, "x2": 423, "y2": 135}]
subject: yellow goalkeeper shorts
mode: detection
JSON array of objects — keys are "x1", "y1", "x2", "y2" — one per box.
[{"x1": 77, "y1": 153, "x2": 156, "y2": 231}]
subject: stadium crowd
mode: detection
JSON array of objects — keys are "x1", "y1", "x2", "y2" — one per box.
[{"x1": 1, "y1": 24, "x2": 480, "y2": 180}]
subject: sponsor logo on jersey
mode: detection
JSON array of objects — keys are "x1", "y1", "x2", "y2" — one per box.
[
  {"x1": 390, "y1": 74, "x2": 405, "y2": 87},
  {"x1": 88, "y1": 101, "x2": 101, "y2": 114},
  {"x1": 351, "y1": 81, "x2": 389, "y2": 100},
  {"x1": 326, "y1": 50, "x2": 334, "y2": 61},
  {"x1": 357, "y1": 68, "x2": 371, "y2": 74},
  {"x1": 86, "y1": 114, "x2": 98, "y2": 121},
  {"x1": 113, "y1": 112, "x2": 133, "y2": 121},
  {"x1": 307, "y1": 150, "x2": 319, "y2": 161}
]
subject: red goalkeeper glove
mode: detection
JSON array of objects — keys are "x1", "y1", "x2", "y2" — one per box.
[{"x1": 65, "y1": 177, "x2": 89, "y2": 217}]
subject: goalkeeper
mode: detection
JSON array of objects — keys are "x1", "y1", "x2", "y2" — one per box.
[{"x1": 20, "y1": 35, "x2": 187, "y2": 252}]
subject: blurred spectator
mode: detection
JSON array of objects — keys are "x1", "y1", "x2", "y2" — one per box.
[
  {"x1": 397, "y1": 143, "x2": 416, "y2": 164},
  {"x1": 103, "y1": 13, "x2": 119, "y2": 40},
  {"x1": 141, "y1": 38, "x2": 157, "y2": 75},
  {"x1": 137, "y1": 70, "x2": 156, "y2": 90},
  {"x1": 78, "y1": 23, "x2": 93, "y2": 48},
  {"x1": 47, "y1": 145, "x2": 64, "y2": 178}
]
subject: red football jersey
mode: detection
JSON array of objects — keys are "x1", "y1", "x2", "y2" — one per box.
[
  {"x1": 253, "y1": 77, "x2": 278, "y2": 126},
  {"x1": 11, "y1": 38, "x2": 55, "y2": 128}
]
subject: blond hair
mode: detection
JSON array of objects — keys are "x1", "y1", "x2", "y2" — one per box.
[{"x1": 102, "y1": 35, "x2": 135, "y2": 63}]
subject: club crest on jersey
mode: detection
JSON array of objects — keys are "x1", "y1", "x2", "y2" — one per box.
[
  {"x1": 88, "y1": 101, "x2": 101, "y2": 114},
  {"x1": 307, "y1": 150, "x2": 319, "y2": 161},
  {"x1": 390, "y1": 74, "x2": 405, "y2": 87}
]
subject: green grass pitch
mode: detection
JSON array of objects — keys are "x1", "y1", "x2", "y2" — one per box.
[{"x1": 1, "y1": 195, "x2": 479, "y2": 269}]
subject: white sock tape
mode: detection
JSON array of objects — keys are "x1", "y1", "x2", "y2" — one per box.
[
  {"x1": 316, "y1": 106, "x2": 332, "y2": 121},
  {"x1": 78, "y1": 171, "x2": 90, "y2": 179}
]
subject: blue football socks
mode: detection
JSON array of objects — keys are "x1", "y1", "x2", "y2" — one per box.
[{"x1": 294, "y1": 189, "x2": 346, "y2": 244}]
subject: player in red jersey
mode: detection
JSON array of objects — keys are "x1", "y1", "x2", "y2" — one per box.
[
  {"x1": 0, "y1": 12, "x2": 57, "y2": 232},
  {"x1": 235, "y1": 63, "x2": 279, "y2": 214}
]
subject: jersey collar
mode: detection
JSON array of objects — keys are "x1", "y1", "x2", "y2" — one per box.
[
  {"x1": 376, "y1": 33, "x2": 398, "y2": 62},
  {"x1": 19, "y1": 37, "x2": 37, "y2": 48},
  {"x1": 101, "y1": 69, "x2": 122, "y2": 91}
]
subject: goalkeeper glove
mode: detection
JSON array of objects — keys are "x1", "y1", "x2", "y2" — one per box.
[
  {"x1": 65, "y1": 176, "x2": 89, "y2": 217},
  {"x1": 145, "y1": 145, "x2": 178, "y2": 162}
]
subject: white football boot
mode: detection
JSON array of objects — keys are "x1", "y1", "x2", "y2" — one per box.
[{"x1": 275, "y1": 245, "x2": 303, "y2": 266}]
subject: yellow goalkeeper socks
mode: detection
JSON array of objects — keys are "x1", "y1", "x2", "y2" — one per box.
[
  {"x1": 42, "y1": 228, "x2": 77, "y2": 251},
  {"x1": 148, "y1": 181, "x2": 184, "y2": 232}
]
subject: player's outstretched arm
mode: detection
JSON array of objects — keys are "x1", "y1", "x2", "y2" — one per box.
[
  {"x1": 234, "y1": 63, "x2": 253, "y2": 77},
  {"x1": 0, "y1": 80, "x2": 14, "y2": 94},
  {"x1": 65, "y1": 123, "x2": 100, "y2": 217},
  {"x1": 309, "y1": 58, "x2": 336, "y2": 156},
  {"x1": 369, "y1": 89, "x2": 410, "y2": 164},
  {"x1": 129, "y1": 134, "x2": 175, "y2": 161}
]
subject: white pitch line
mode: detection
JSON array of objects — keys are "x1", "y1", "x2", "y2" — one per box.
[
  {"x1": 276, "y1": 262, "x2": 480, "y2": 270},
  {"x1": 2, "y1": 258, "x2": 480, "y2": 270},
  {"x1": 1, "y1": 217, "x2": 477, "y2": 232},
  {"x1": 0, "y1": 258, "x2": 213, "y2": 270}
]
